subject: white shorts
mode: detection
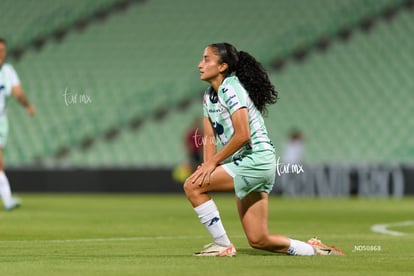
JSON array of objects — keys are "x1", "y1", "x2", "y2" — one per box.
[{"x1": 0, "y1": 116, "x2": 9, "y2": 148}]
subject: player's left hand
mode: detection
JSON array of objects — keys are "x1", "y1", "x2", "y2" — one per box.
[
  {"x1": 27, "y1": 105, "x2": 35, "y2": 117},
  {"x1": 189, "y1": 161, "x2": 217, "y2": 188}
]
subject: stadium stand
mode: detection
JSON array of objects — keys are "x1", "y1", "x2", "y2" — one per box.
[
  {"x1": 269, "y1": 9, "x2": 414, "y2": 164},
  {"x1": 2, "y1": 0, "x2": 412, "y2": 167},
  {"x1": 0, "y1": 0, "x2": 128, "y2": 52}
]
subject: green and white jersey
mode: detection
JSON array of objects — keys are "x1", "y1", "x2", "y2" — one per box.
[
  {"x1": 0, "y1": 63, "x2": 20, "y2": 116},
  {"x1": 203, "y1": 76, "x2": 274, "y2": 158}
]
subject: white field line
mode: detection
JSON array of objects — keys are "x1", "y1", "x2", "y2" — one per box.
[
  {"x1": 371, "y1": 221, "x2": 414, "y2": 236},
  {"x1": 0, "y1": 235, "x2": 246, "y2": 244},
  {"x1": 3, "y1": 223, "x2": 413, "y2": 244},
  {"x1": 2, "y1": 232, "x2": 397, "y2": 244}
]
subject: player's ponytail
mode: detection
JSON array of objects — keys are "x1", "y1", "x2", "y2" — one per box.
[{"x1": 210, "y1": 42, "x2": 278, "y2": 116}]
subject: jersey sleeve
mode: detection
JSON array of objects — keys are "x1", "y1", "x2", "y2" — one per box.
[
  {"x1": 6, "y1": 64, "x2": 21, "y2": 87},
  {"x1": 219, "y1": 79, "x2": 247, "y2": 115}
]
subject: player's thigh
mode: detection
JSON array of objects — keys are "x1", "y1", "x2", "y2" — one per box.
[
  {"x1": 237, "y1": 192, "x2": 269, "y2": 240},
  {"x1": 204, "y1": 165, "x2": 235, "y2": 192},
  {"x1": 184, "y1": 165, "x2": 234, "y2": 195}
]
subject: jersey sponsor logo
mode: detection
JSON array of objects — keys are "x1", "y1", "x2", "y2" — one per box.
[
  {"x1": 229, "y1": 102, "x2": 239, "y2": 110},
  {"x1": 241, "y1": 176, "x2": 251, "y2": 186},
  {"x1": 225, "y1": 94, "x2": 240, "y2": 110},
  {"x1": 208, "y1": 107, "x2": 223, "y2": 113},
  {"x1": 225, "y1": 94, "x2": 236, "y2": 105}
]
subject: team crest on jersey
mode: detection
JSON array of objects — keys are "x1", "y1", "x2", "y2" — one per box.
[
  {"x1": 209, "y1": 92, "x2": 218, "y2": 103},
  {"x1": 212, "y1": 121, "x2": 224, "y2": 135}
]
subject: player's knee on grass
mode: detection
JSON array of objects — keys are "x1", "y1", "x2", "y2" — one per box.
[
  {"x1": 246, "y1": 233, "x2": 287, "y2": 252},
  {"x1": 246, "y1": 234, "x2": 269, "y2": 250}
]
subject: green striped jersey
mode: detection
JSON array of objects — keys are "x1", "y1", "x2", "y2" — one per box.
[
  {"x1": 203, "y1": 76, "x2": 274, "y2": 158},
  {"x1": 0, "y1": 63, "x2": 20, "y2": 115}
]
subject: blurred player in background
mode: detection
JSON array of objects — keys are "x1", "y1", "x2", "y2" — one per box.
[
  {"x1": 184, "y1": 42, "x2": 344, "y2": 256},
  {"x1": 184, "y1": 117, "x2": 203, "y2": 172},
  {"x1": 0, "y1": 37, "x2": 35, "y2": 211},
  {"x1": 283, "y1": 128, "x2": 305, "y2": 164},
  {"x1": 172, "y1": 118, "x2": 203, "y2": 183}
]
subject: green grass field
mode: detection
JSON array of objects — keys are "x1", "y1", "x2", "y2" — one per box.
[{"x1": 0, "y1": 194, "x2": 413, "y2": 275}]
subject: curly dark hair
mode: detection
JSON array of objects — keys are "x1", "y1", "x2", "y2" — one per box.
[{"x1": 210, "y1": 42, "x2": 278, "y2": 115}]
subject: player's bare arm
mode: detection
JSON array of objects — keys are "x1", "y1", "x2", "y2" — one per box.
[{"x1": 12, "y1": 85, "x2": 35, "y2": 116}]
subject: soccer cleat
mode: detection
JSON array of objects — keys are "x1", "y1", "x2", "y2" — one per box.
[
  {"x1": 193, "y1": 243, "x2": 236, "y2": 257},
  {"x1": 5, "y1": 197, "x2": 21, "y2": 211},
  {"x1": 307, "y1": 237, "x2": 345, "y2": 256}
]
